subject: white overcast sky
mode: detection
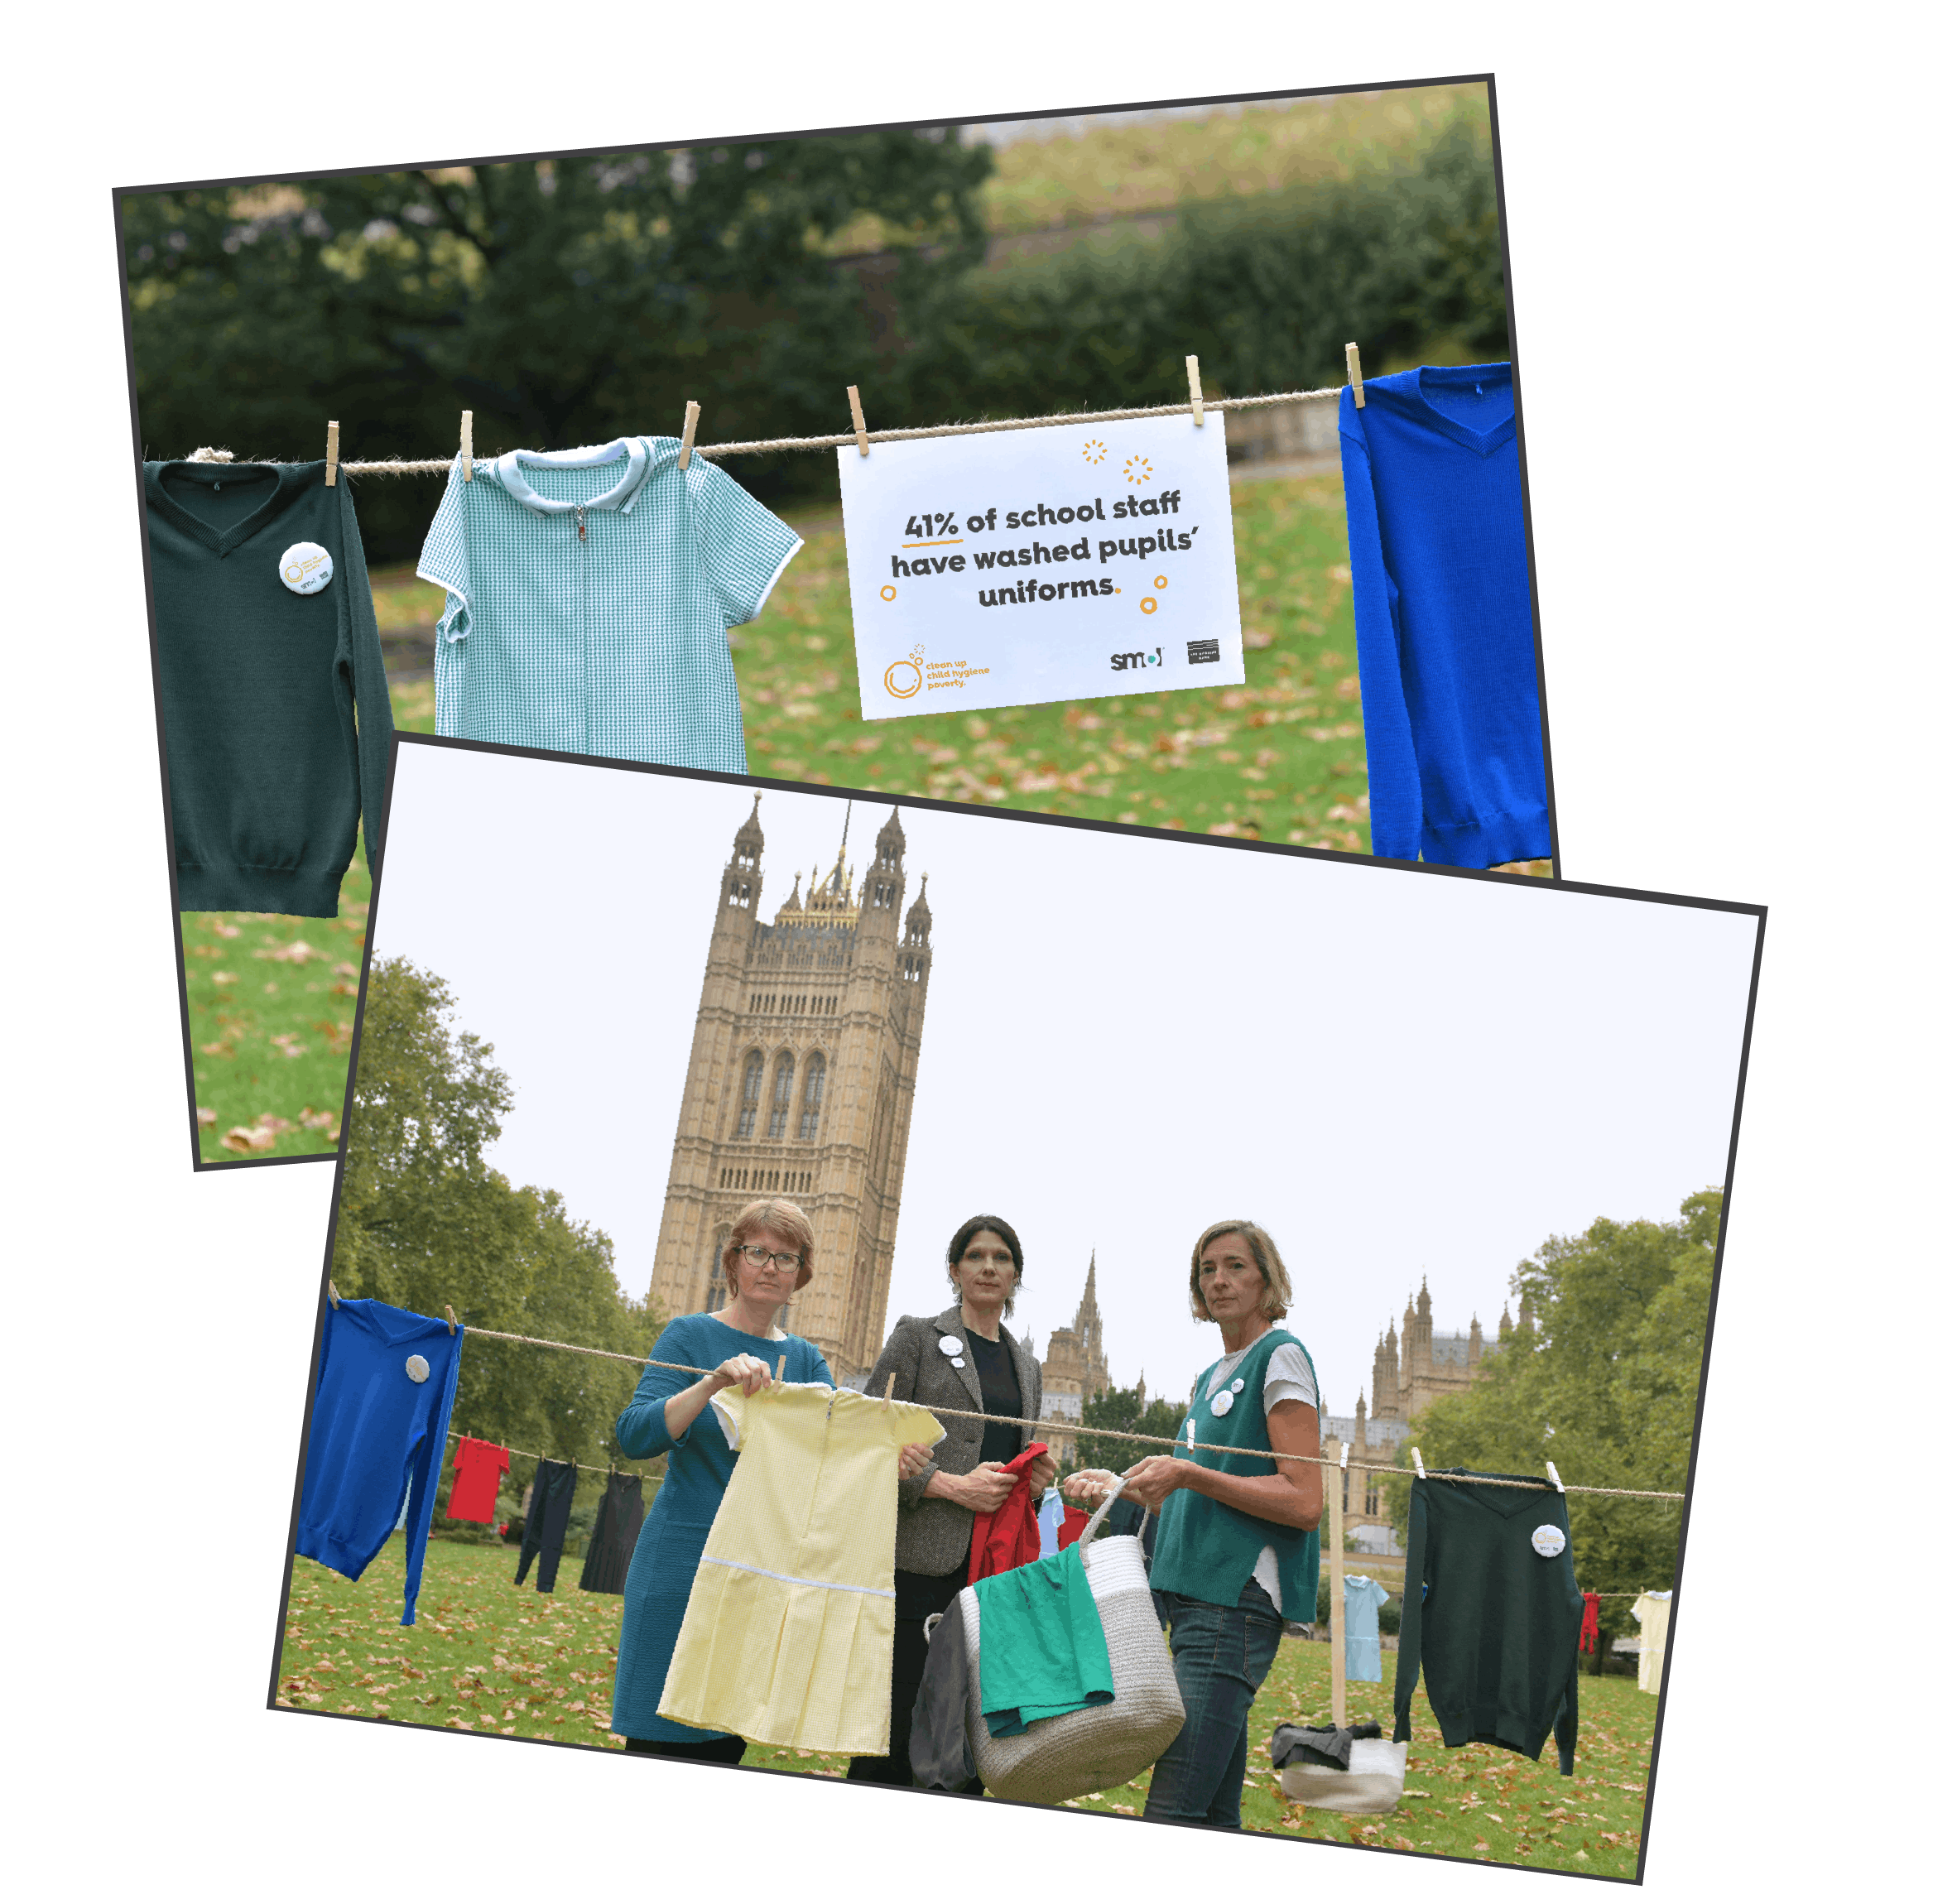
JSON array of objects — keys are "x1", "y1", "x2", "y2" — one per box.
[{"x1": 369, "y1": 741, "x2": 1760, "y2": 1414}]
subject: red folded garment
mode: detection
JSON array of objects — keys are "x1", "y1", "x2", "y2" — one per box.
[
  {"x1": 446, "y1": 1436, "x2": 511, "y2": 1522},
  {"x1": 1579, "y1": 1590, "x2": 1601, "y2": 1653},
  {"x1": 1058, "y1": 1507, "x2": 1090, "y2": 1547},
  {"x1": 968, "y1": 1441, "x2": 1050, "y2": 1583}
]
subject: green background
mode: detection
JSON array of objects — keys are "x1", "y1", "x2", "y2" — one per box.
[{"x1": 15, "y1": 7, "x2": 1909, "y2": 1894}]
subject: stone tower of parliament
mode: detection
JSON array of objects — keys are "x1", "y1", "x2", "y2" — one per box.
[
  {"x1": 647, "y1": 796, "x2": 933, "y2": 1384},
  {"x1": 1323, "y1": 1274, "x2": 1522, "y2": 1551},
  {"x1": 1034, "y1": 1252, "x2": 1113, "y2": 1464}
]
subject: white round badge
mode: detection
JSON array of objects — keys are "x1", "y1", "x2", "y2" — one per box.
[
  {"x1": 1209, "y1": 1390, "x2": 1235, "y2": 1417},
  {"x1": 280, "y1": 541, "x2": 334, "y2": 595},
  {"x1": 1230, "y1": 1378, "x2": 1244, "y2": 1393},
  {"x1": 950, "y1": 1356, "x2": 966, "y2": 1368},
  {"x1": 937, "y1": 1334, "x2": 963, "y2": 1355},
  {"x1": 1531, "y1": 1523, "x2": 1566, "y2": 1558},
  {"x1": 405, "y1": 1353, "x2": 430, "y2": 1383}
]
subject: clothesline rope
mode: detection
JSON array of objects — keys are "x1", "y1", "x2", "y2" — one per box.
[
  {"x1": 448, "y1": 1429, "x2": 648, "y2": 1476},
  {"x1": 456, "y1": 1325, "x2": 1686, "y2": 1502},
  {"x1": 200, "y1": 383, "x2": 1347, "y2": 477},
  {"x1": 436, "y1": 1426, "x2": 1659, "y2": 1601}
]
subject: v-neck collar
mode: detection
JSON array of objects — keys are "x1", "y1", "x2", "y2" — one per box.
[
  {"x1": 147, "y1": 460, "x2": 308, "y2": 557},
  {"x1": 493, "y1": 437, "x2": 656, "y2": 517},
  {"x1": 1438, "y1": 1465, "x2": 1556, "y2": 1518},
  {"x1": 1375, "y1": 364, "x2": 1517, "y2": 457}
]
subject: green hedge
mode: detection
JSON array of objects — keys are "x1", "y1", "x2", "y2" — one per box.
[{"x1": 902, "y1": 119, "x2": 1507, "y2": 426}]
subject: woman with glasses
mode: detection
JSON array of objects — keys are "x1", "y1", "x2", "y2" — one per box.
[
  {"x1": 609, "y1": 1198, "x2": 833, "y2": 1763},
  {"x1": 847, "y1": 1214, "x2": 1055, "y2": 1789}
]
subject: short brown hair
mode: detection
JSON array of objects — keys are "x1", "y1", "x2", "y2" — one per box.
[
  {"x1": 726, "y1": 1198, "x2": 815, "y2": 1294},
  {"x1": 1188, "y1": 1219, "x2": 1292, "y2": 1323}
]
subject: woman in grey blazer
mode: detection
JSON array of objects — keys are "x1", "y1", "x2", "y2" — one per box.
[{"x1": 845, "y1": 1214, "x2": 1055, "y2": 1788}]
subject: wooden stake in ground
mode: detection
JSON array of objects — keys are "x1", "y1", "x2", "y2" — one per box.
[{"x1": 1329, "y1": 1443, "x2": 1349, "y2": 1726}]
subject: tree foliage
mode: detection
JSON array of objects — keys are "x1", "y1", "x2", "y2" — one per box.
[
  {"x1": 122, "y1": 137, "x2": 994, "y2": 554},
  {"x1": 1387, "y1": 1191, "x2": 1723, "y2": 1594},
  {"x1": 1076, "y1": 1385, "x2": 1186, "y2": 1474},
  {"x1": 121, "y1": 116, "x2": 1503, "y2": 561},
  {"x1": 334, "y1": 957, "x2": 663, "y2": 1493}
]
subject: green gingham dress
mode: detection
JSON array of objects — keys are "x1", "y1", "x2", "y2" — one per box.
[{"x1": 417, "y1": 437, "x2": 800, "y2": 771}]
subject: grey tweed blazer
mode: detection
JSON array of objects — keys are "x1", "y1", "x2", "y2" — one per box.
[{"x1": 865, "y1": 1304, "x2": 1043, "y2": 1578}]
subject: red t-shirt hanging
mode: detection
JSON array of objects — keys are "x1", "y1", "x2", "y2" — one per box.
[
  {"x1": 447, "y1": 1437, "x2": 511, "y2": 1522},
  {"x1": 1057, "y1": 1507, "x2": 1091, "y2": 1547},
  {"x1": 968, "y1": 1441, "x2": 1050, "y2": 1583},
  {"x1": 1579, "y1": 1591, "x2": 1601, "y2": 1652}
]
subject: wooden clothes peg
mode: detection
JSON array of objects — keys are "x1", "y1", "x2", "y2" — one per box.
[
  {"x1": 775, "y1": 1353, "x2": 786, "y2": 1383},
  {"x1": 1411, "y1": 1445, "x2": 1427, "y2": 1480},
  {"x1": 1345, "y1": 342, "x2": 1365, "y2": 411},
  {"x1": 325, "y1": 421, "x2": 339, "y2": 488},
  {"x1": 460, "y1": 410, "x2": 474, "y2": 483},
  {"x1": 847, "y1": 385, "x2": 869, "y2": 457},
  {"x1": 1185, "y1": 354, "x2": 1205, "y2": 427},
  {"x1": 445, "y1": 1305, "x2": 458, "y2": 1335},
  {"x1": 1546, "y1": 1459, "x2": 1565, "y2": 1493},
  {"x1": 678, "y1": 400, "x2": 701, "y2": 471},
  {"x1": 882, "y1": 1373, "x2": 896, "y2": 1402}
]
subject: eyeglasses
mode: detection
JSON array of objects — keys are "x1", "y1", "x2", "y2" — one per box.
[{"x1": 738, "y1": 1244, "x2": 801, "y2": 1271}]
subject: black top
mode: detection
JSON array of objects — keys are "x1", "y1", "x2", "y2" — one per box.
[
  {"x1": 1392, "y1": 1469, "x2": 1586, "y2": 1774},
  {"x1": 967, "y1": 1328, "x2": 1023, "y2": 1468},
  {"x1": 142, "y1": 459, "x2": 393, "y2": 917}
]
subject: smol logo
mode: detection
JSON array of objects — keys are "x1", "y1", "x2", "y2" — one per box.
[
  {"x1": 884, "y1": 644, "x2": 926, "y2": 698},
  {"x1": 278, "y1": 541, "x2": 334, "y2": 596},
  {"x1": 1108, "y1": 647, "x2": 1164, "y2": 672}
]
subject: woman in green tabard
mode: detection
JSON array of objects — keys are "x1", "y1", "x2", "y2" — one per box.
[{"x1": 1064, "y1": 1219, "x2": 1322, "y2": 1829}]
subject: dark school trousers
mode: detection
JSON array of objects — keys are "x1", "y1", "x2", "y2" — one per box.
[{"x1": 514, "y1": 1459, "x2": 578, "y2": 1594}]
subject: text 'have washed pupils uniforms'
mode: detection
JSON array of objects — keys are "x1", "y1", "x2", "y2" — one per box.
[{"x1": 416, "y1": 437, "x2": 801, "y2": 772}]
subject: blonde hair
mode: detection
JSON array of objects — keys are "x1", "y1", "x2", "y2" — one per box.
[
  {"x1": 725, "y1": 1198, "x2": 816, "y2": 1295},
  {"x1": 1188, "y1": 1219, "x2": 1292, "y2": 1323}
]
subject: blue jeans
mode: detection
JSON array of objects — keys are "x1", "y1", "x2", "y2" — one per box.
[{"x1": 1145, "y1": 1581, "x2": 1284, "y2": 1829}]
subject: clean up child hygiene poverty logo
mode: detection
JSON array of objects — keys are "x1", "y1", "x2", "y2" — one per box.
[{"x1": 885, "y1": 645, "x2": 925, "y2": 699}]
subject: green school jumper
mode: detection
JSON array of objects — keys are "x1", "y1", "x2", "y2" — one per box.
[
  {"x1": 1149, "y1": 1328, "x2": 1320, "y2": 1618},
  {"x1": 144, "y1": 459, "x2": 393, "y2": 917}
]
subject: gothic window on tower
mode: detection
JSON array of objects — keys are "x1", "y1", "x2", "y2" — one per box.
[
  {"x1": 735, "y1": 1051, "x2": 765, "y2": 1139},
  {"x1": 707, "y1": 1232, "x2": 732, "y2": 1310},
  {"x1": 767, "y1": 1051, "x2": 795, "y2": 1138},
  {"x1": 798, "y1": 1051, "x2": 826, "y2": 1141}
]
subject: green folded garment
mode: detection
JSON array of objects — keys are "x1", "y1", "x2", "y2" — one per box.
[{"x1": 975, "y1": 1544, "x2": 1115, "y2": 1736}]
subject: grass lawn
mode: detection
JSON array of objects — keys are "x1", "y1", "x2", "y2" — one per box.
[
  {"x1": 281, "y1": 1536, "x2": 1649, "y2": 1878},
  {"x1": 179, "y1": 681, "x2": 433, "y2": 1164},
  {"x1": 181, "y1": 893, "x2": 364, "y2": 1159},
  {"x1": 184, "y1": 474, "x2": 1545, "y2": 1161}
]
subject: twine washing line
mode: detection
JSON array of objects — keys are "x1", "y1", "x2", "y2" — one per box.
[
  {"x1": 436, "y1": 1420, "x2": 1662, "y2": 1599},
  {"x1": 457, "y1": 1324, "x2": 1686, "y2": 1502},
  {"x1": 193, "y1": 382, "x2": 1346, "y2": 477},
  {"x1": 447, "y1": 1428, "x2": 647, "y2": 1477}
]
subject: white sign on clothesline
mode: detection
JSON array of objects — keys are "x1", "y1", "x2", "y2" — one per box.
[{"x1": 839, "y1": 411, "x2": 1244, "y2": 720}]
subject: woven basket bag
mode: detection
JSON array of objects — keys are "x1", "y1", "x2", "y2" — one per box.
[{"x1": 959, "y1": 1482, "x2": 1185, "y2": 1805}]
